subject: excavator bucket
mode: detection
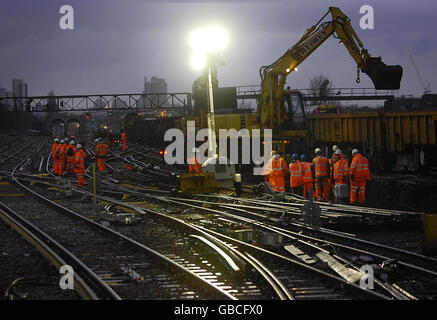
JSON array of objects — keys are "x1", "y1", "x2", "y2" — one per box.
[{"x1": 362, "y1": 57, "x2": 403, "y2": 90}]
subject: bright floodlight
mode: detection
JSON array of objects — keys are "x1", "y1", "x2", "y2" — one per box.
[
  {"x1": 189, "y1": 26, "x2": 228, "y2": 52},
  {"x1": 190, "y1": 51, "x2": 207, "y2": 70}
]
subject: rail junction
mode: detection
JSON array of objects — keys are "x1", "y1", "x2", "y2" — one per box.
[{"x1": 0, "y1": 132, "x2": 435, "y2": 301}]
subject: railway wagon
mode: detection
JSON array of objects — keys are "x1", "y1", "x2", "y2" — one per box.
[
  {"x1": 307, "y1": 111, "x2": 437, "y2": 172},
  {"x1": 121, "y1": 112, "x2": 176, "y2": 148}
]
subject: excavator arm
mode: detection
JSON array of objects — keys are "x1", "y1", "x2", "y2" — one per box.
[{"x1": 257, "y1": 7, "x2": 403, "y2": 129}]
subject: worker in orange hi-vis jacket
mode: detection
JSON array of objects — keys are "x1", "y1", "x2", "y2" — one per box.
[
  {"x1": 57, "y1": 139, "x2": 68, "y2": 176},
  {"x1": 327, "y1": 157, "x2": 334, "y2": 201},
  {"x1": 121, "y1": 131, "x2": 127, "y2": 151},
  {"x1": 300, "y1": 154, "x2": 314, "y2": 199},
  {"x1": 326, "y1": 145, "x2": 339, "y2": 200},
  {"x1": 74, "y1": 144, "x2": 86, "y2": 187},
  {"x1": 54, "y1": 139, "x2": 64, "y2": 175},
  {"x1": 289, "y1": 153, "x2": 304, "y2": 196},
  {"x1": 262, "y1": 155, "x2": 272, "y2": 185},
  {"x1": 268, "y1": 150, "x2": 288, "y2": 192},
  {"x1": 349, "y1": 149, "x2": 371, "y2": 205},
  {"x1": 66, "y1": 140, "x2": 77, "y2": 174},
  {"x1": 95, "y1": 138, "x2": 109, "y2": 171},
  {"x1": 312, "y1": 147, "x2": 331, "y2": 201},
  {"x1": 332, "y1": 149, "x2": 349, "y2": 204},
  {"x1": 187, "y1": 148, "x2": 202, "y2": 173},
  {"x1": 51, "y1": 138, "x2": 59, "y2": 175}
]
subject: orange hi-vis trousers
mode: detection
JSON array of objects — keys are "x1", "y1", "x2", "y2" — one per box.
[
  {"x1": 76, "y1": 171, "x2": 85, "y2": 186},
  {"x1": 350, "y1": 180, "x2": 367, "y2": 204},
  {"x1": 315, "y1": 176, "x2": 329, "y2": 201},
  {"x1": 269, "y1": 174, "x2": 285, "y2": 192},
  {"x1": 58, "y1": 158, "x2": 66, "y2": 175},
  {"x1": 97, "y1": 157, "x2": 106, "y2": 171},
  {"x1": 302, "y1": 183, "x2": 314, "y2": 199},
  {"x1": 53, "y1": 157, "x2": 58, "y2": 175}
]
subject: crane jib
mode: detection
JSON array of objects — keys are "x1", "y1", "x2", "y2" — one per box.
[{"x1": 291, "y1": 29, "x2": 330, "y2": 63}]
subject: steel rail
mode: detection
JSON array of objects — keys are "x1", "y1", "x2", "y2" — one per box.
[
  {"x1": 66, "y1": 187, "x2": 294, "y2": 300},
  {"x1": 156, "y1": 197, "x2": 436, "y2": 299},
  {"x1": 183, "y1": 195, "x2": 434, "y2": 267},
  {"x1": 0, "y1": 202, "x2": 119, "y2": 300},
  {"x1": 169, "y1": 196, "x2": 437, "y2": 277}
]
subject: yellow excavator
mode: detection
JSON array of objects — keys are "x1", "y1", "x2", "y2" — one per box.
[{"x1": 257, "y1": 6, "x2": 402, "y2": 152}]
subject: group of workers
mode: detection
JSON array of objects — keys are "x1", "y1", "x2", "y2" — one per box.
[
  {"x1": 51, "y1": 137, "x2": 86, "y2": 186},
  {"x1": 50, "y1": 133, "x2": 118, "y2": 187},
  {"x1": 263, "y1": 145, "x2": 371, "y2": 205}
]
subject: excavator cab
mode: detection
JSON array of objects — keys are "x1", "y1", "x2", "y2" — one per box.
[
  {"x1": 363, "y1": 56, "x2": 403, "y2": 90},
  {"x1": 281, "y1": 89, "x2": 307, "y2": 130}
]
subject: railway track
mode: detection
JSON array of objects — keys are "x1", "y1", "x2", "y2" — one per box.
[
  {"x1": 2, "y1": 135, "x2": 435, "y2": 300},
  {"x1": 1, "y1": 148, "x2": 245, "y2": 300},
  {"x1": 69, "y1": 146, "x2": 437, "y2": 300},
  {"x1": 0, "y1": 138, "x2": 288, "y2": 299}
]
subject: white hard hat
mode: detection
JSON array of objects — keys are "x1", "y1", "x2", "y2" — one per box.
[
  {"x1": 270, "y1": 150, "x2": 277, "y2": 156},
  {"x1": 332, "y1": 145, "x2": 338, "y2": 151},
  {"x1": 60, "y1": 139, "x2": 65, "y2": 143},
  {"x1": 95, "y1": 138, "x2": 101, "y2": 142},
  {"x1": 334, "y1": 149, "x2": 343, "y2": 155},
  {"x1": 70, "y1": 140, "x2": 75, "y2": 145},
  {"x1": 315, "y1": 148, "x2": 322, "y2": 154},
  {"x1": 54, "y1": 138, "x2": 59, "y2": 142},
  {"x1": 76, "y1": 144, "x2": 82, "y2": 149},
  {"x1": 352, "y1": 149, "x2": 359, "y2": 155}
]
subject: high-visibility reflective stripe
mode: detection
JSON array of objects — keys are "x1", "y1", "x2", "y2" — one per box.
[
  {"x1": 271, "y1": 158, "x2": 285, "y2": 170},
  {"x1": 302, "y1": 162, "x2": 313, "y2": 182},
  {"x1": 290, "y1": 161, "x2": 302, "y2": 176},
  {"x1": 313, "y1": 156, "x2": 328, "y2": 176}
]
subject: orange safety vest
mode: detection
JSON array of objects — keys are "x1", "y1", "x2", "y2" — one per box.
[
  {"x1": 333, "y1": 156, "x2": 349, "y2": 183},
  {"x1": 55, "y1": 144, "x2": 62, "y2": 159},
  {"x1": 51, "y1": 143, "x2": 58, "y2": 158},
  {"x1": 328, "y1": 158, "x2": 333, "y2": 177},
  {"x1": 96, "y1": 142, "x2": 109, "y2": 157},
  {"x1": 262, "y1": 160, "x2": 271, "y2": 177},
  {"x1": 74, "y1": 149, "x2": 86, "y2": 173},
  {"x1": 121, "y1": 133, "x2": 127, "y2": 142},
  {"x1": 67, "y1": 145, "x2": 77, "y2": 165},
  {"x1": 270, "y1": 157, "x2": 288, "y2": 176},
  {"x1": 350, "y1": 153, "x2": 371, "y2": 181},
  {"x1": 289, "y1": 160, "x2": 303, "y2": 187},
  {"x1": 302, "y1": 162, "x2": 313, "y2": 183},
  {"x1": 58, "y1": 144, "x2": 67, "y2": 160},
  {"x1": 312, "y1": 155, "x2": 329, "y2": 177},
  {"x1": 188, "y1": 157, "x2": 202, "y2": 173}
]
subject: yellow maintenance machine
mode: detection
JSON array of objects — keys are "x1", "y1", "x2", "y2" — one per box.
[{"x1": 256, "y1": 6, "x2": 402, "y2": 153}]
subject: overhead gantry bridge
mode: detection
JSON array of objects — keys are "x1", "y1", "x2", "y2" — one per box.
[{"x1": 0, "y1": 92, "x2": 192, "y2": 114}]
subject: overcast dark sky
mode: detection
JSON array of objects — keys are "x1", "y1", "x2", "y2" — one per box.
[{"x1": 1, "y1": 0, "x2": 436, "y2": 97}]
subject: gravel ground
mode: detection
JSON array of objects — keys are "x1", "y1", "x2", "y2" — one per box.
[
  {"x1": 0, "y1": 219, "x2": 80, "y2": 300},
  {"x1": 334, "y1": 222, "x2": 426, "y2": 255}
]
